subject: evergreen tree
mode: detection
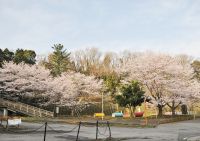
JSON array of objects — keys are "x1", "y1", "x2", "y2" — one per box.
[
  {"x1": 0, "y1": 48, "x2": 14, "y2": 67},
  {"x1": 3, "y1": 48, "x2": 14, "y2": 62},
  {"x1": 0, "y1": 49, "x2": 4, "y2": 67},
  {"x1": 44, "y1": 44, "x2": 73, "y2": 77}
]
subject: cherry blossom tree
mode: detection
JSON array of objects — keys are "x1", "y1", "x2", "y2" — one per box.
[
  {"x1": 161, "y1": 55, "x2": 199, "y2": 116},
  {"x1": 0, "y1": 62, "x2": 103, "y2": 107},
  {"x1": 117, "y1": 52, "x2": 200, "y2": 117}
]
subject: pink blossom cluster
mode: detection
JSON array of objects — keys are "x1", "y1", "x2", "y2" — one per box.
[
  {"x1": 118, "y1": 52, "x2": 200, "y2": 106},
  {"x1": 0, "y1": 62, "x2": 103, "y2": 106}
]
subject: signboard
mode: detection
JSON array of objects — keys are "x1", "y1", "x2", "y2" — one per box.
[{"x1": 56, "y1": 107, "x2": 59, "y2": 114}]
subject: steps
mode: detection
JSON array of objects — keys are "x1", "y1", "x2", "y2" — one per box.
[{"x1": 0, "y1": 98, "x2": 54, "y2": 118}]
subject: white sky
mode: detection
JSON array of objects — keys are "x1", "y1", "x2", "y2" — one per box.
[{"x1": 0, "y1": 0, "x2": 200, "y2": 57}]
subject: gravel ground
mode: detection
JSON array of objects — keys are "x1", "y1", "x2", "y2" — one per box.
[{"x1": 1, "y1": 119, "x2": 200, "y2": 141}]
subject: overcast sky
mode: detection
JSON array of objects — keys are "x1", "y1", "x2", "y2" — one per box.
[{"x1": 0, "y1": 0, "x2": 200, "y2": 57}]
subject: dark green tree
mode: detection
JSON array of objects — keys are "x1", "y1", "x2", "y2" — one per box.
[
  {"x1": 3, "y1": 48, "x2": 14, "y2": 62},
  {"x1": 0, "y1": 48, "x2": 14, "y2": 67},
  {"x1": 115, "y1": 80, "x2": 146, "y2": 116},
  {"x1": 23, "y1": 50, "x2": 36, "y2": 64},
  {"x1": 44, "y1": 44, "x2": 73, "y2": 77},
  {"x1": 13, "y1": 49, "x2": 36, "y2": 65},
  {"x1": 0, "y1": 49, "x2": 4, "y2": 67}
]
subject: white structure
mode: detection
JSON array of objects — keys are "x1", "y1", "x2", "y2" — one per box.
[{"x1": 0, "y1": 107, "x2": 8, "y2": 117}]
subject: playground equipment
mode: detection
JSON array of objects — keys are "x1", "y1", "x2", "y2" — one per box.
[
  {"x1": 123, "y1": 108, "x2": 131, "y2": 118},
  {"x1": 134, "y1": 112, "x2": 144, "y2": 117},
  {"x1": 112, "y1": 111, "x2": 123, "y2": 117},
  {"x1": 123, "y1": 112, "x2": 130, "y2": 118},
  {"x1": 94, "y1": 113, "x2": 105, "y2": 118},
  {"x1": 134, "y1": 106, "x2": 144, "y2": 117}
]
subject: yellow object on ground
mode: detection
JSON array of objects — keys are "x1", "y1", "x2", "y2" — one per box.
[{"x1": 94, "y1": 113, "x2": 105, "y2": 117}]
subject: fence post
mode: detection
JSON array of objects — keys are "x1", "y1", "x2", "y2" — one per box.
[
  {"x1": 6, "y1": 117, "x2": 8, "y2": 130},
  {"x1": 96, "y1": 120, "x2": 99, "y2": 140},
  {"x1": 107, "y1": 121, "x2": 111, "y2": 140},
  {"x1": 44, "y1": 122, "x2": 47, "y2": 141},
  {"x1": 76, "y1": 121, "x2": 81, "y2": 141}
]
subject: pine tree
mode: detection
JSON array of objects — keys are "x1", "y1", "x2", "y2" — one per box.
[{"x1": 44, "y1": 44, "x2": 73, "y2": 77}]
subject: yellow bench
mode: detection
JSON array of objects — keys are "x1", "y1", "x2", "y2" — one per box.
[{"x1": 94, "y1": 113, "x2": 105, "y2": 118}]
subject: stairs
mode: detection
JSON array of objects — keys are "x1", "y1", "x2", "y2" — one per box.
[{"x1": 0, "y1": 98, "x2": 54, "y2": 118}]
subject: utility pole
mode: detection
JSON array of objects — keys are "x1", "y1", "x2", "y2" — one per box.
[
  {"x1": 102, "y1": 92, "x2": 104, "y2": 120},
  {"x1": 144, "y1": 97, "x2": 148, "y2": 125}
]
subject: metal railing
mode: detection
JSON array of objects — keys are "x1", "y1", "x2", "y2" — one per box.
[{"x1": 0, "y1": 98, "x2": 54, "y2": 118}]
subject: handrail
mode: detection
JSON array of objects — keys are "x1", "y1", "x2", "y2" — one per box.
[
  {"x1": 0, "y1": 98, "x2": 51, "y2": 114},
  {"x1": 0, "y1": 98, "x2": 54, "y2": 117}
]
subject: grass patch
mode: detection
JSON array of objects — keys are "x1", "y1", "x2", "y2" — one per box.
[{"x1": 20, "y1": 115, "x2": 194, "y2": 128}]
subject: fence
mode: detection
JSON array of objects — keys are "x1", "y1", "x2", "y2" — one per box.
[
  {"x1": 76, "y1": 120, "x2": 112, "y2": 141},
  {"x1": 46, "y1": 103, "x2": 117, "y2": 117},
  {"x1": 0, "y1": 120, "x2": 112, "y2": 141}
]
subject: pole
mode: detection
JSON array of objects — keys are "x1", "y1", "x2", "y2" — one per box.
[
  {"x1": 107, "y1": 121, "x2": 111, "y2": 139},
  {"x1": 96, "y1": 120, "x2": 99, "y2": 140},
  {"x1": 102, "y1": 92, "x2": 104, "y2": 120},
  {"x1": 144, "y1": 97, "x2": 148, "y2": 125},
  {"x1": 6, "y1": 117, "x2": 8, "y2": 130},
  {"x1": 76, "y1": 121, "x2": 81, "y2": 141},
  {"x1": 44, "y1": 122, "x2": 47, "y2": 141},
  {"x1": 155, "y1": 107, "x2": 158, "y2": 119}
]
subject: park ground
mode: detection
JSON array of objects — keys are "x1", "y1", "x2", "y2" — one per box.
[{"x1": 1, "y1": 117, "x2": 200, "y2": 141}]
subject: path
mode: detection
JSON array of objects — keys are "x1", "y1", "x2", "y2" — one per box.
[{"x1": 1, "y1": 119, "x2": 200, "y2": 141}]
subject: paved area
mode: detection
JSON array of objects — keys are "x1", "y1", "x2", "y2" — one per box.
[{"x1": 0, "y1": 119, "x2": 200, "y2": 141}]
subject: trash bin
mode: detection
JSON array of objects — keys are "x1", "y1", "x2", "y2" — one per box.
[{"x1": 181, "y1": 104, "x2": 187, "y2": 115}]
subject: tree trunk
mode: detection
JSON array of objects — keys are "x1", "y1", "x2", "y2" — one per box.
[
  {"x1": 166, "y1": 100, "x2": 182, "y2": 118},
  {"x1": 129, "y1": 107, "x2": 133, "y2": 117},
  {"x1": 129, "y1": 106, "x2": 135, "y2": 117},
  {"x1": 71, "y1": 109, "x2": 74, "y2": 117},
  {"x1": 116, "y1": 104, "x2": 119, "y2": 111},
  {"x1": 157, "y1": 105, "x2": 163, "y2": 117},
  {"x1": 172, "y1": 108, "x2": 176, "y2": 117},
  {"x1": 171, "y1": 100, "x2": 176, "y2": 117}
]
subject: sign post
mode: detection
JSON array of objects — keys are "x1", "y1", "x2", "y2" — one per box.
[{"x1": 56, "y1": 106, "x2": 59, "y2": 117}]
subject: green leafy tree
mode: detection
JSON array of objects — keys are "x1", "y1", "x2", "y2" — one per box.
[
  {"x1": 13, "y1": 49, "x2": 36, "y2": 65},
  {"x1": 0, "y1": 48, "x2": 14, "y2": 67},
  {"x1": 115, "y1": 81, "x2": 145, "y2": 116},
  {"x1": 44, "y1": 44, "x2": 73, "y2": 77},
  {"x1": 103, "y1": 74, "x2": 120, "y2": 99}
]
